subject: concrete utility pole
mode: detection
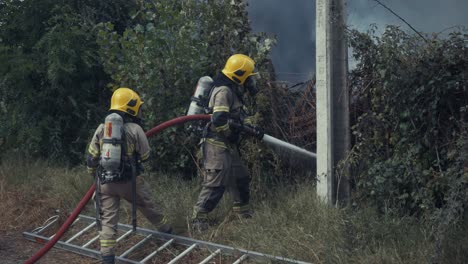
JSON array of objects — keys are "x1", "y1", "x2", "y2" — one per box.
[{"x1": 316, "y1": 0, "x2": 350, "y2": 205}]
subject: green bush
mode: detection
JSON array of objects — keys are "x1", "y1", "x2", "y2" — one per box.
[
  {"x1": 0, "y1": 0, "x2": 138, "y2": 164},
  {"x1": 347, "y1": 26, "x2": 467, "y2": 261}
]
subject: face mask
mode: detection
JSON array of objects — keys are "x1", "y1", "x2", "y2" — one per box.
[{"x1": 244, "y1": 76, "x2": 258, "y2": 96}]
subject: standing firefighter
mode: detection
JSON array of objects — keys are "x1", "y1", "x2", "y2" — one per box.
[
  {"x1": 87, "y1": 88, "x2": 172, "y2": 264},
  {"x1": 192, "y1": 54, "x2": 263, "y2": 232}
]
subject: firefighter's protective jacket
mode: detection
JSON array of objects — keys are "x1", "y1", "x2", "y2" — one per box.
[{"x1": 205, "y1": 85, "x2": 244, "y2": 149}]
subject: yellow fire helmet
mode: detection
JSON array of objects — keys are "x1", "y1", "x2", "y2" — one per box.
[
  {"x1": 221, "y1": 54, "x2": 257, "y2": 85},
  {"x1": 109, "y1": 87, "x2": 144, "y2": 117}
]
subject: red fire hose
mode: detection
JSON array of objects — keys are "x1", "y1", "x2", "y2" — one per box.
[{"x1": 24, "y1": 114, "x2": 211, "y2": 264}]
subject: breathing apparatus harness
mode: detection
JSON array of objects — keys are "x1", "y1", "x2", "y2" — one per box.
[
  {"x1": 96, "y1": 113, "x2": 136, "y2": 184},
  {"x1": 186, "y1": 74, "x2": 263, "y2": 157},
  {"x1": 95, "y1": 112, "x2": 140, "y2": 231}
]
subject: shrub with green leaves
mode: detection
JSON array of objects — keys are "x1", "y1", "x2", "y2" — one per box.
[
  {"x1": 347, "y1": 26, "x2": 467, "y2": 221},
  {"x1": 0, "y1": 0, "x2": 138, "y2": 164}
]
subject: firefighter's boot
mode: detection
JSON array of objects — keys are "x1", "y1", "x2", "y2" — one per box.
[
  {"x1": 157, "y1": 224, "x2": 173, "y2": 234},
  {"x1": 233, "y1": 204, "x2": 254, "y2": 219},
  {"x1": 101, "y1": 254, "x2": 115, "y2": 264},
  {"x1": 191, "y1": 210, "x2": 209, "y2": 233},
  {"x1": 191, "y1": 218, "x2": 209, "y2": 233}
]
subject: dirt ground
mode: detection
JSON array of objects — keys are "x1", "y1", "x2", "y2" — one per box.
[
  {"x1": 0, "y1": 191, "x2": 94, "y2": 263},
  {"x1": 0, "y1": 230, "x2": 94, "y2": 264}
]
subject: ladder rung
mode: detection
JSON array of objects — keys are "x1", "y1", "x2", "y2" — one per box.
[
  {"x1": 119, "y1": 234, "x2": 152, "y2": 258},
  {"x1": 32, "y1": 216, "x2": 59, "y2": 234},
  {"x1": 117, "y1": 229, "x2": 133, "y2": 242},
  {"x1": 51, "y1": 216, "x2": 81, "y2": 239},
  {"x1": 82, "y1": 234, "x2": 99, "y2": 248},
  {"x1": 72, "y1": 217, "x2": 81, "y2": 225},
  {"x1": 167, "y1": 243, "x2": 198, "y2": 264},
  {"x1": 24, "y1": 214, "x2": 314, "y2": 264},
  {"x1": 140, "y1": 238, "x2": 175, "y2": 263},
  {"x1": 66, "y1": 222, "x2": 96, "y2": 243},
  {"x1": 199, "y1": 248, "x2": 221, "y2": 264},
  {"x1": 233, "y1": 254, "x2": 248, "y2": 264}
]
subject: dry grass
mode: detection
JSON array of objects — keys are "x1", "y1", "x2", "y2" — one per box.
[{"x1": 1, "y1": 156, "x2": 467, "y2": 263}]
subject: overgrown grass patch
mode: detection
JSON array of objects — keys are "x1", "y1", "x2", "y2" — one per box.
[{"x1": 1, "y1": 157, "x2": 467, "y2": 263}]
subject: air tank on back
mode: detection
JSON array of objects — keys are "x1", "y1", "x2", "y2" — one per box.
[
  {"x1": 186, "y1": 76, "x2": 214, "y2": 115},
  {"x1": 100, "y1": 113, "x2": 124, "y2": 180}
]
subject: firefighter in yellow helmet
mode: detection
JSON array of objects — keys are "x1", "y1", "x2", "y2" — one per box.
[
  {"x1": 191, "y1": 54, "x2": 263, "y2": 232},
  {"x1": 87, "y1": 88, "x2": 172, "y2": 264}
]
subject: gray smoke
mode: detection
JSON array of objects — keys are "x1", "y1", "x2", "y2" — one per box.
[
  {"x1": 247, "y1": 0, "x2": 316, "y2": 83},
  {"x1": 247, "y1": 0, "x2": 468, "y2": 83}
]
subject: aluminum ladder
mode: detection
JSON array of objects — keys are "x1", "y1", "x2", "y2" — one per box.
[{"x1": 23, "y1": 214, "x2": 311, "y2": 264}]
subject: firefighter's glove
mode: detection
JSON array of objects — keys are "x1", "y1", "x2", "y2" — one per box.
[
  {"x1": 135, "y1": 154, "x2": 145, "y2": 174},
  {"x1": 253, "y1": 126, "x2": 264, "y2": 140},
  {"x1": 226, "y1": 119, "x2": 243, "y2": 143},
  {"x1": 227, "y1": 119, "x2": 243, "y2": 131},
  {"x1": 86, "y1": 153, "x2": 99, "y2": 177},
  {"x1": 87, "y1": 167, "x2": 97, "y2": 177},
  {"x1": 239, "y1": 124, "x2": 264, "y2": 140},
  {"x1": 137, "y1": 160, "x2": 145, "y2": 173}
]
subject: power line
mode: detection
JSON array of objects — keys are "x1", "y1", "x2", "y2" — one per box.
[{"x1": 372, "y1": 0, "x2": 429, "y2": 43}]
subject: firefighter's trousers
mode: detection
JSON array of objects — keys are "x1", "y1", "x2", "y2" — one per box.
[
  {"x1": 194, "y1": 142, "x2": 251, "y2": 218},
  {"x1": 96, "y1": 176, "x2": 165, "y2": 256}
]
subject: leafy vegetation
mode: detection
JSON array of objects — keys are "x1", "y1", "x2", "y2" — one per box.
[
  {"x1": 347, "y1": 26, "x2": 467, "y2": 262},
  {"x1": 0, "y1": 0, "x2": 138, "y2": 164},
  {"x1": 348, "y1": 26, "x2": 467, "y2": 215},
  {"x1": 0, "y1": 1, "x2": 466, "y2": 263},
  {"x1": 96, "y1": 0, "x2": 275, "y2": 173}
]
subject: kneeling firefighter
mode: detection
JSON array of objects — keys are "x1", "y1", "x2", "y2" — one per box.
[
  {"x1": 191, "y1": 54, "x2": 264, "y2": 232},
  {"x1": 87, "y1": 88, "x2": 172, "y2": 264}
]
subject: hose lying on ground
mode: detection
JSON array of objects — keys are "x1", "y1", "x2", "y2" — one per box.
[{"x1": 23, "y1": 114, "x2": 211, "y2": 264}]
